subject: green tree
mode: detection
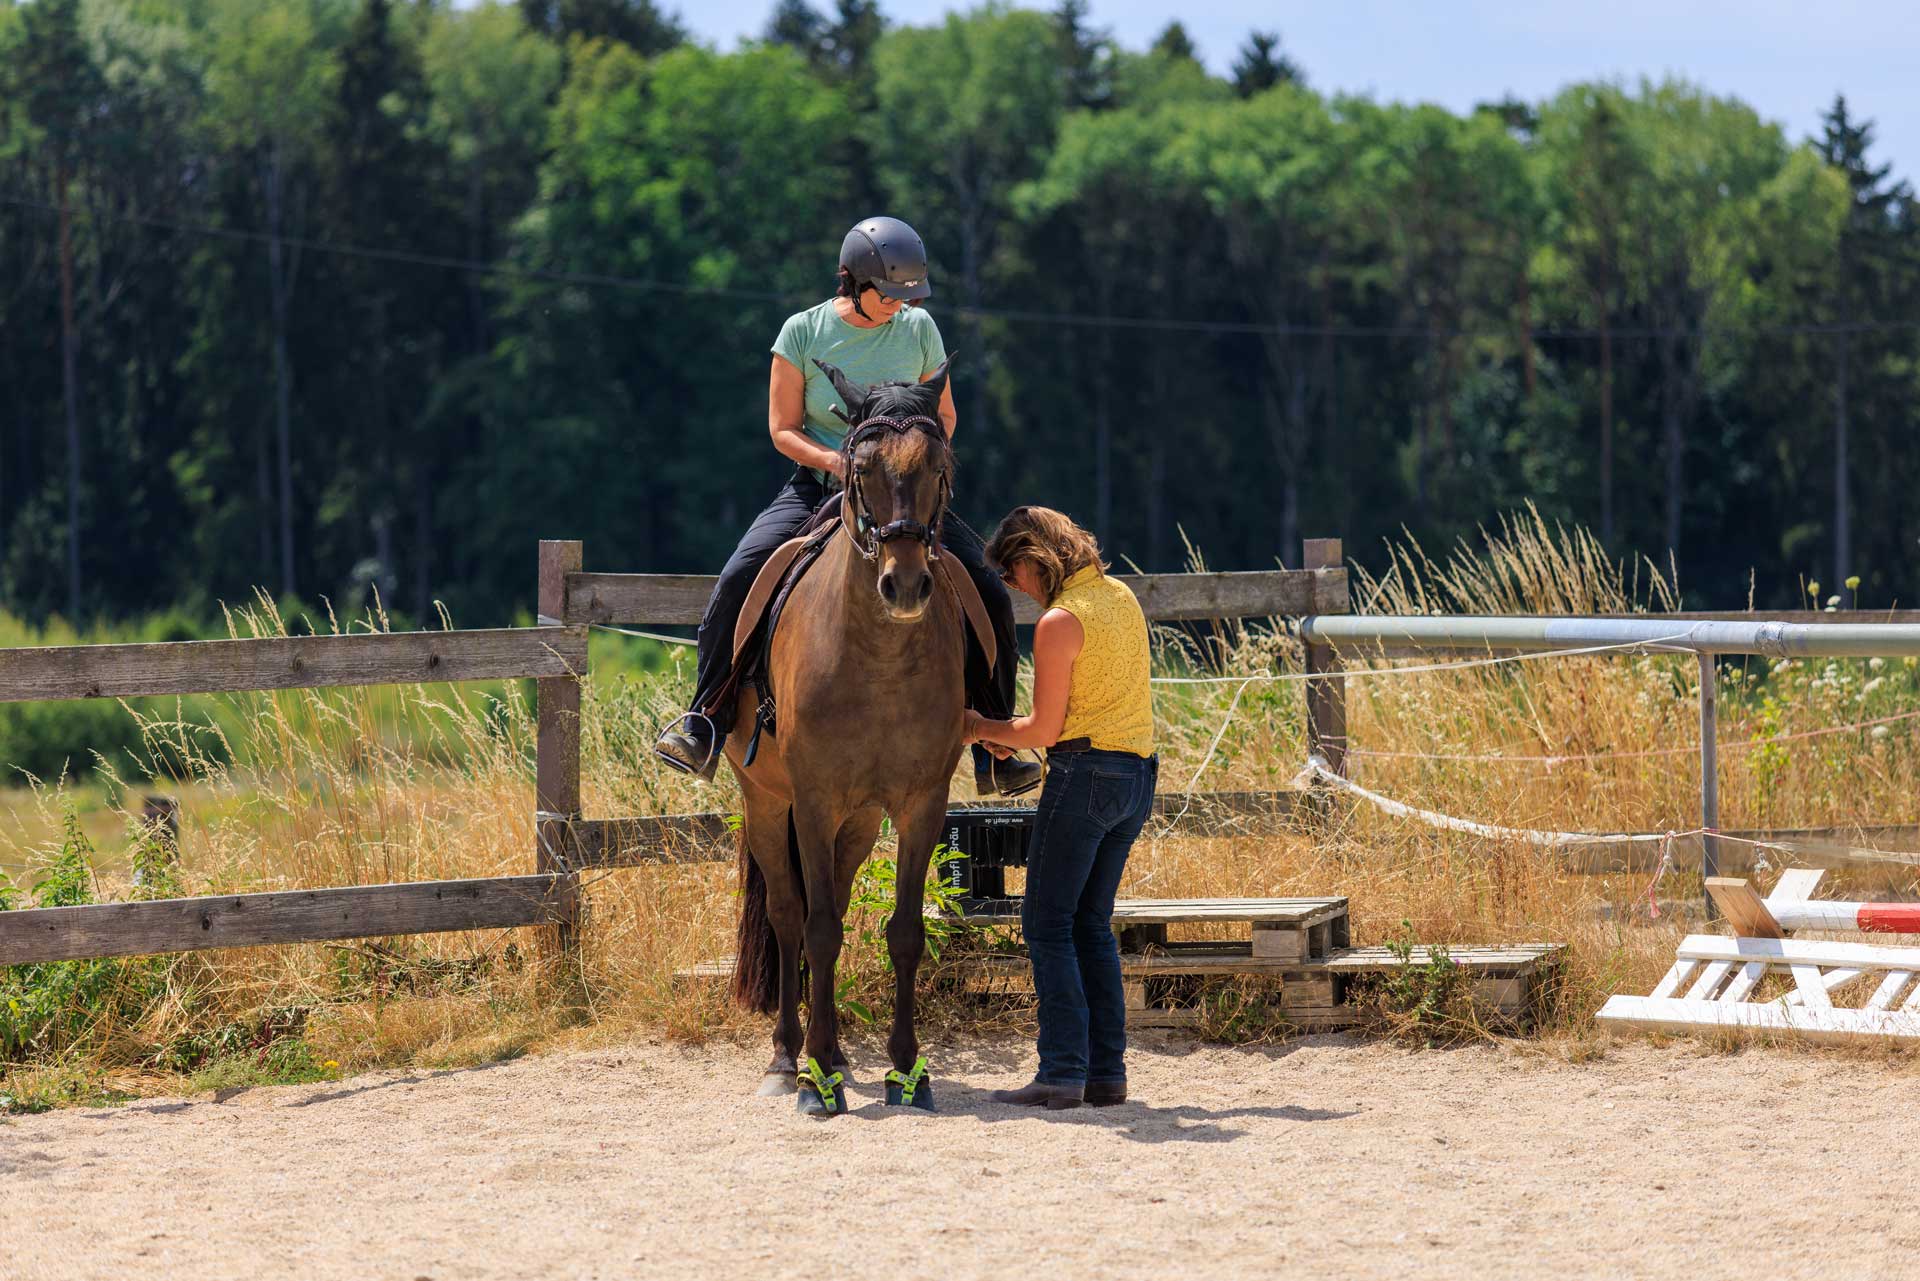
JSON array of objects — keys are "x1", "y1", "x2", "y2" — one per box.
[
  {"x1": 475, "y1": 42, "x2": 850, "y2": 608},
  {"x1": 1815, "y1": 96, "x2": 1916, "y2": 593},
  {"x1": 516, "y1": 0, "x2": 684, "y2": 55},
  {"x1": 765, "y1": 0, "x2": 827, "y2": 65},
  {"x1": 1020, "y1": 102, "x2": 1220, "y2": 556},
  {"x1": 1149, "y1": 20, "x2": 1197, "y2": 63},
  {"x1": 423, "y1": 1, "x2": 562, "y2": 358},
  {"x1": 1534, "y1": 84, "x2": 1638, "y2": 546},
  {"x1": 1051, "y1": 0, "x2": 1113, "y2": 111},
  {"x1": 1348, "y1": 101, "x2": 1532, "y2": 509},
  {"x1": 324, "y1": 0, "x2": 449, "y2": 620},
  {"x1": 201, "y1": 0, "x2": 346, "y2": 600},
  {"x1": 869, "y1": 6, "x2": 1066, "y2": 463},
  {"x1": 1621, "y1": 82, "x2": 1843, "y2": 561},
  {"x1": 1230, "y1": 31, "x2": 1299, "y2": 97},
  {"x1": 1155, "y1": 86, "x2": 1348, "y2": 559},
  {"x1": 6, "y1": 0, "x2": 103, "y2": 619}
]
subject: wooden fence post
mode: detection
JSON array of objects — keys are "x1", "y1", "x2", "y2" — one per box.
[
  {"x1": 1302, "y1": 537, "x2": 1348, "y2": 780},
  {"x1": 536, "y1": 539, "x2": 584, "y2": 970}
]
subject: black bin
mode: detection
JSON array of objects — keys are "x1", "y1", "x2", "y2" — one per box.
[{"x1": 941, "y1": 805, "x2": 1035, "y2": 917}]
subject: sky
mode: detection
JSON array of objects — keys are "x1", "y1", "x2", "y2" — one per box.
[{"x1": 674, "y1": 0, "x2": 1920, "y2": 181}]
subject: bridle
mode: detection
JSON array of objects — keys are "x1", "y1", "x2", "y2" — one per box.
[{"x1": 838, "y1": 412, "x2": 953, "y2": 562}]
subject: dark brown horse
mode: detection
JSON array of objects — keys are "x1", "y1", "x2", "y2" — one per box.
[{"x1": 727, "y1": 357, "x2": 966, "y2": 1115}]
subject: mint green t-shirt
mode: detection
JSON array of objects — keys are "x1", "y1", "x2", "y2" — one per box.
[{"x1": 771, "y1": 299, "x2": 947, "y2": 466}]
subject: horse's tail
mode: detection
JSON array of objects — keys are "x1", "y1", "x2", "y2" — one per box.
[{"x1": 731, "y1": 817, "x2": 783, "y2": 1014}]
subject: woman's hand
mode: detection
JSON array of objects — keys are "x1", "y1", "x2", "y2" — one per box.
[{"x1": 964, "y1": 710, "x2": 1014, "y2": 755}]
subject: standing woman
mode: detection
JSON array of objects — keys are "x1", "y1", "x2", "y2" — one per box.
[
  {"x1": 966, "y1": 507, "x2": 1157, "y2": 1110},
  {"x1": 654, "y1": 216, "x2": 1038, "y2": 798}
]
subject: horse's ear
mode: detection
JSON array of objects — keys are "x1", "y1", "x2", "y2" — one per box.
[
  {"x1": 921, "y1": 354, "x2": 954, "y2": 403},
  {"x1": 813, "y1": 358, "x2": 866, "y2": 425}
]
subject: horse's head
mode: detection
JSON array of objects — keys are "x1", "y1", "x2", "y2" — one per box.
[{"x1": 815, "y1": 356, "x2": 954, "y2": 623}]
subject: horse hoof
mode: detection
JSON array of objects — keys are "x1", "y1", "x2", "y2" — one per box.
[
  {"x1": 884, "y1": 1058, "x2": 934, "y2": 1110},
  {"x1": 883, "y1": 1078, "x2": 936, "y2": 1111},
  {"x1": 758, "y1": 1073, "x2": 796, "y2": 1097},
  {"x1": 796, "y1": 1058, "x2": 846, "y2": 1118}
]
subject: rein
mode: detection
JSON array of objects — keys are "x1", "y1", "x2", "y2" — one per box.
[{"x1": 838, "y1": 412, "x2": 952, "y2": 562}]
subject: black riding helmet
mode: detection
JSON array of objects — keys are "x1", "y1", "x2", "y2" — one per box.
[{"x1": 839, "y1": 216, "x2": 932, "y2": 319}]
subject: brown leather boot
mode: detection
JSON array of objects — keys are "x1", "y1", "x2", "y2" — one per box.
[
  {"x1": 1084, "y1": 1081, "x2": 1127, "y2": 1107},
  {"x1": 989, "y1": 1078, "x2": 1083, "y2": 1110}
]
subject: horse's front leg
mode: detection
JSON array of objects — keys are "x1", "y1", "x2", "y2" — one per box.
[
  {"x1": 883, "y1": 790, "x2": 948, "y2": 1110},
  {"x1": 793, "y1": 805, "x2": 848, "y2": 1118}
]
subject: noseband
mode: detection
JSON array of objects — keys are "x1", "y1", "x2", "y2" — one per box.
[{"x1": 839, "y1": 412, "x2": 952, "y2": 562}]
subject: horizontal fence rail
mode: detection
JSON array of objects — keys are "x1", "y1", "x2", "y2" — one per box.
[
  {"x1": 568, "y1": 569, "x2": 1347, "y2": 628},
  {"x1": 0, "y1": 626, "x2": 588, "y2": 704},
  {"x1": 569, "y1": 792, "x2": 1312, "y2": 870},
  {"x1": 1300, "y1": 614, "x2": 1920, "y2": 659},
  {"x1": 0, "y1": 875, "x2": 570, "y2": 967}
]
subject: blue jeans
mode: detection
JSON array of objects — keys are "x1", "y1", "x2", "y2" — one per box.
[{"x1": 1021, "y1": 748, "x2": 1159, "y2": 1087}]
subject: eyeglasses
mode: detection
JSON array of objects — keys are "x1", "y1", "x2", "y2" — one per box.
[{"x1": 996, "y1": 563, "x2": 1019, "y2": 586}]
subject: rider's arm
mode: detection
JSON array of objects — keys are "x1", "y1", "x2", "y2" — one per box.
[
  {"x1": 965, "y1": 609, "x2": 1083, "y2": 749},
  {"x1": 769, "y1": 354, "x2": 844, "y2": 478}
]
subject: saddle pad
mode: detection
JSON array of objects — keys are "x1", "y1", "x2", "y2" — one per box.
[{"x1": 733, "y1": 534, "x2": 811, "y2": 665}]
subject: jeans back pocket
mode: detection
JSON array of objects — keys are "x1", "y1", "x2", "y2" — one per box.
[{"x1": 1087, "y1": 767, "x2": 1139, "y2": 828}]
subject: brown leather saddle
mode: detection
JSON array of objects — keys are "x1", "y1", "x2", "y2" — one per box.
[{"x1": 703, "y1": 492, "x2": 998, "y2": 766}]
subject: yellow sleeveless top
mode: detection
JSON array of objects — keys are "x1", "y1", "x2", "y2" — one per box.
[{"x1": 1051, "y1": 565, "x2": 1154, "y2": 757}]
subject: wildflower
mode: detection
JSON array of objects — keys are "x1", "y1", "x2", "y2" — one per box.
[
  {"x1": 1872, "y1": 726, "x2": 1891, "y2": 741},
  {"x1": 324, "y1": 1060, "x2": 340, "y2": 1070},
  {"x1": 1846, "y1": 575, "x2": 1862, "y2": 592},
  {"x1": 1864, "y1": 677, "x2": 1885, "y2": 695},
  {"x1": 1871, "y1": 657, "x2": 1886, "y2": 671}
]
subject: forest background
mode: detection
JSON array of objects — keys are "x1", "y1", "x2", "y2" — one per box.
[{"x1": 2, "y1": 0, "x2": 1916, "y2": 637}]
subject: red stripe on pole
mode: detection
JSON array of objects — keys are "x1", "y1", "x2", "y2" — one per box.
[{"x1": 1856, "y1": 904, "x2": 1920, "y2": 934}]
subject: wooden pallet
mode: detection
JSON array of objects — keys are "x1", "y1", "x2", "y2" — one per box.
[
  {"x1": 968, "y1": 896, "x2": 1352, "y2": 964},
  {"x1": 959, "y1": 943, "x2": 1564, "y2": 1029}
]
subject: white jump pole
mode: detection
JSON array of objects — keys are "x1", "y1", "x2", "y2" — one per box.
[{"x1": 1770, "y1": 900, "x2": 1920, "y2": 933}]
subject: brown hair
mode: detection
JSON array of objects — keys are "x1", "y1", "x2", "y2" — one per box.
[{"x1": 985, "y1": 506, "x2": 1107, "y2": 604}]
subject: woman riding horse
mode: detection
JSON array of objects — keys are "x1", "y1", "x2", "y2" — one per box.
[{"x1": 653, "y1": 216, "x2": 1039, "y2": 799}]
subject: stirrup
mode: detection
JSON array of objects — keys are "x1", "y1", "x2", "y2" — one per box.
[{"x1": 653, "y1": 711, "x2": 720, "y2": 782}]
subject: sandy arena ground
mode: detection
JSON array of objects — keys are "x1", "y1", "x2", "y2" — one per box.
[{"x1": 4, "y1": 1031, "x2": 1917, "y2": 1281}]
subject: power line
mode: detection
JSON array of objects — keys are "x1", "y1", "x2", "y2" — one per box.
[{"x1": 4, "y1": 192, "x2": 1916, "y2": 342}]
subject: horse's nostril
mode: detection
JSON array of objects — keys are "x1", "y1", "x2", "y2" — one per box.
[
  {"x1": 915, "y1": 574, "x2": 933, "y2": 605},
  {"x1": 879, "y1": 573, "x2": 898, "y2": 604}
]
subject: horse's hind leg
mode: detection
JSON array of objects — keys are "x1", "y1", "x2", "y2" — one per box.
[
  {"x1": 882, "y1": 790, "x2": 947, "y2": 1110},
  {"x1": 744, "y1": 786, "x2": 804, "y2": 1096}
]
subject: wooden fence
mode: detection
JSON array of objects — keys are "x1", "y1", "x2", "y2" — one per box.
[{"x1": 0, "y1": 538, "x2": 1352, "y2": 971}]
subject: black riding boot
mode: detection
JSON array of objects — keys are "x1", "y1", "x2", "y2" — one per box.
[{"x1": 974, "y1": 746, "x2": 1043, "y2": 798}]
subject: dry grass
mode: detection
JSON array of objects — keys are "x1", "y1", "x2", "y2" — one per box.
[{"x1": 5, "y1": 508, "x2": 1919, "y2": 1104}]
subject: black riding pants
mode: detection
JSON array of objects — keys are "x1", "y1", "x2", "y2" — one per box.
[{"x1": 689, "y1": 467, "x2": 1017, "y2": 737}]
